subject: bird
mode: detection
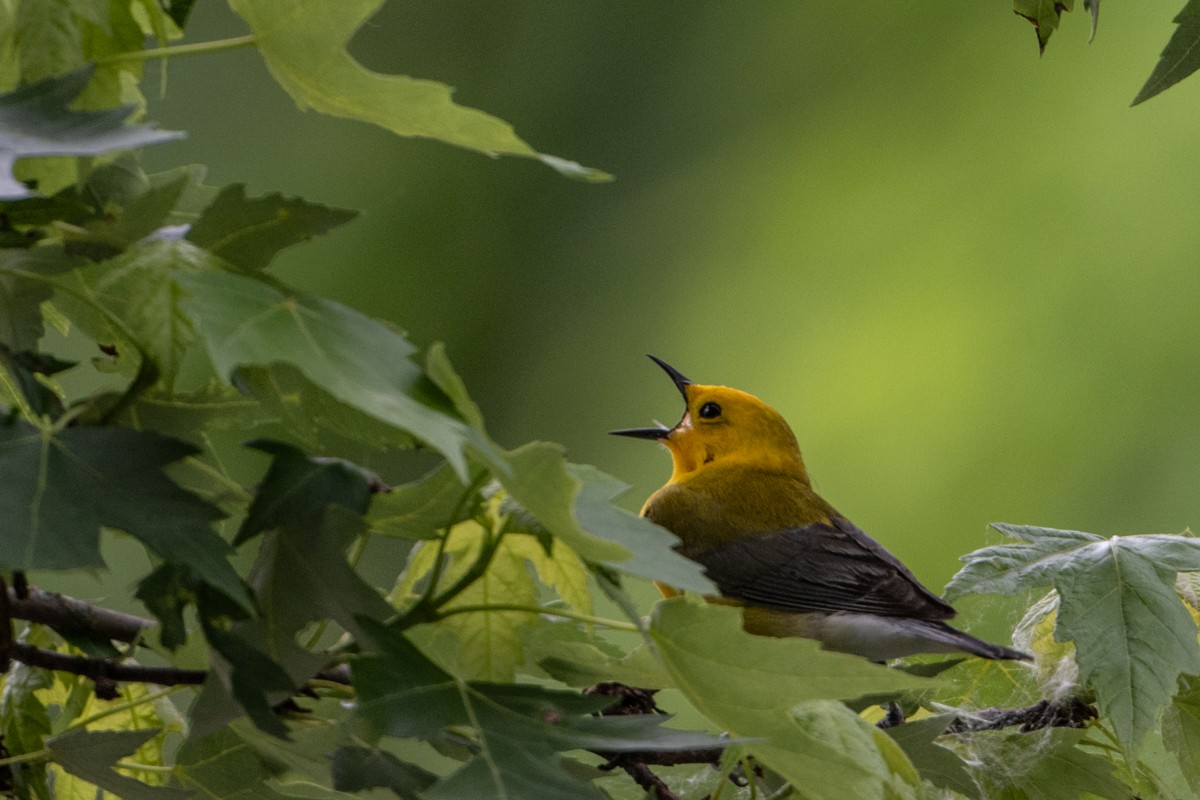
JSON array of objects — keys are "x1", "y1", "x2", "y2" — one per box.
[{"x1": 611, "y1": 355, "x2": 1029, "y2": 662}]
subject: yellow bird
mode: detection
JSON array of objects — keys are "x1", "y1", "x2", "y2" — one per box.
[{"x1": 612, "y1": 355, "x2": 1029, "y2": 662}]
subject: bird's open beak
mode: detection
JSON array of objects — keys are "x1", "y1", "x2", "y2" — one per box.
[
  {"x1": 647, "y1": 354, "x2": 691, "y2": 400},
  {"x1": 610, "y1": 355, "x2": 692, "y2": 440},
  {"x1": 609, "y1": 424, "x2": 671, "y2": 440}
]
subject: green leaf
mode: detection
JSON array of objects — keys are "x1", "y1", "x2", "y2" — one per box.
[
  {"x1": 439, "y1": 533, "x2": 542, "y2": 682},
  {"x1": 226, "y1": 0, "x2": 609, "y2": 182},
  {"x1": 135, "y1": 563, "x2": 193, "y2": 649},
  {"x1": 650, "y1": 596, "x2": 929, "y2": 719},
  {"x1": 1133, "y1": 0, "x2": 1200, "y2": 105},
  {"x1": 0, "y1": 348, "x2": 73, "y2": 419},
  {"x1": 949, "y1": 524, "x2": 1200, "y2": 757},
  {"x1": 211, "y1": 446, "x2": 391, "y2": 731},
  {"x1": 0, "y1": 660, "x2": 54, "y2": 800},
  {"x1": 569, "y1": 463, "x2": 714, "y2": 593},
  {"x1": 494, "y1": 442, "x2": 631, "y2": 565},
  {"x1": 232, "y1": 363, "x2": 419, "y2": 459},
  {"x1": 536, "y1": 639, "x2": 672, "y2": 689},
  {"x1": 0, "y1": 67, "x2": 182, "y2": 199},
  {"x1": 330, "y1": 746, "x2": 437, "y2": 799},
  {"x1": 883, "y1": 715, "x2": 978, "y2": 799},
  {"x1": 516, "y1": 533, "x2": 593, "y2": 622},
  {"x1": 56, "y1": 237, "x2": 215, "y2": 390},
  {"x1": 1163, "y1": 674, "x2": 1200, "y2": 794},
  {"x1": 649, "y1": 596, "x2": 928, "y2": 800},
  {"x1": 185, "y1": 183, "x2": 358, "y2": 272},
  {"x1": 13, "y1": 0, "x2": 85, "y2": 85},
  {"x1": 0, "y1": 419, "x2": 250, "y2": 608},
  {"x1": 121, "y1": 380, "x2": 262, "y2": 445},
  {"x1": 248, "y1": 501, "x2": 393, "y2": 646},
  {"x1": 369, "y1": 462, "x2": 475, "y2": 541},
  {"x1": 46, "y1": 728, "x2": 190, "y2": 800},
  {"x1": 235, "y1": 439, "x2": 373, "y2": 545},
  {"x1": 0, "y1": 245, "x2": 85, "y2": 350},
  {"x1": 175, "y1": 728, "x2": 291, "y2": 800},
  {"x1": 201, "y1": 626, "x2": 301, "y2": 738},
  {"x1": 969, "y1": 728, "x2": 1128, "y2": 800},
  {"x1": 66, "y1": 173, "x2": 191, "y2": 256},
  {"x1": 352, "y1": 618, "x2": 729, "y2": 800},
  {"x1": 179, "y1": 268, "x2": 482, "y2": 478},
  {"x1": 1014, "y1": 0, "x2": 1075, "y2": 53},
  {"x1": 425, "y1": 341, "x2": 484, "y2": 429},
  {"x1": 41, "y1": 669, "x2": 186, "y2": 797}
]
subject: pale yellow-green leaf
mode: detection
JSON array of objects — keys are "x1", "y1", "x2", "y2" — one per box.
[
  {"x1": 440, "y1": 534, "x2": 541, "y2": 681},
  {"x1": 390, "y1": 519, "x2": 485, "y2": 606},
  {"x1": 504, "y1": 533, "x2": 593, "y2": 619},
  {"x1": 227, "y1": 0, "x2": 610, "y2": 182},
  {"x1": 39, "y1": 672, "x2": 183, "y2": 798}
]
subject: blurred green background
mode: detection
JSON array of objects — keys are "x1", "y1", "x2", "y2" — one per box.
[{"x1": 142, "y1": 1, "x2": 1200, "y2": 595}]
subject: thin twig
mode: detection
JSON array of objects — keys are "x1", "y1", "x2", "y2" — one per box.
[
  {"x1": 8, "y1": 643, "x2": 206, "y2": 686},
  {"x1": 94, "y1": 34, "x2": 258, "y2": 64}
]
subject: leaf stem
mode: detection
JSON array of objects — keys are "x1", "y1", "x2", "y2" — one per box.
[
  {"x1": 432, "y1": 603, "x2": 639, "y2": 632},
  {"x1": 66, "y1": 685, "x2": 182, "y2": 732},
  {"x1": 95, "y1": 35, "x2": 258, "y2": 65},
  {"x1": 400, "y1": 471, "x2": 487, "y2": 624},
  {"x1": 0, "y1": 749, "x2": 50, "y2": 768},
  {"x1": 115, "y1": 761, "x2": 176, "y2": 774}
]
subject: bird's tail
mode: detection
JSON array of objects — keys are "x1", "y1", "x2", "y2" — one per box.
[{"x1": 901, "y1": 618, "x2": 1031, "y2": 661}]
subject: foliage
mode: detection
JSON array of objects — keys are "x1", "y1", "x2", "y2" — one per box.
[
  {"x1": 1014, "y1": 0, "x2": 1200, "y2": 106},
  {"x1": 1, "y1": 3, "x2": 1200, "y2": 800}
]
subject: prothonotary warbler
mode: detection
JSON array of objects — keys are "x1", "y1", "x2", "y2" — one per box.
[{"x1": 612, "y1": 355, "x2": 1029, "y2": 662}]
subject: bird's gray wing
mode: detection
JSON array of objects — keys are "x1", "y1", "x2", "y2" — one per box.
[{"x1": 691, "y1": 517, "x2": 957, "y2": 621}]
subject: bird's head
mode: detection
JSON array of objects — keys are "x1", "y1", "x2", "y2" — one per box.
[{"x1": 611, "y1": 355, "x2": 808, "y2": 482}]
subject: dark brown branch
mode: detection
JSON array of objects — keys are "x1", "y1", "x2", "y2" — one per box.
[
  {"x1": 7, "y1": 642, "x2": 207, "y2": 686},
  {"x1": 603, "y1": 758, "x2": 681, "y2": 800},
  {"x1": 9, "y1": 586, "x2": 154, "y2": 643}
]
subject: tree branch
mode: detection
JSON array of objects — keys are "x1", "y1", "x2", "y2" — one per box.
[
  {"x1": 9, "y1": 587, "x2": 154, "y2": 644},
  {"x1": 7, "y1": 643, "x2": 206, "y2": 687}
]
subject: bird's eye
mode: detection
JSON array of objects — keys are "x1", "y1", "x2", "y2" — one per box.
[{"x1": 698, "y1": 402, "x2": 722, "y2": 419}]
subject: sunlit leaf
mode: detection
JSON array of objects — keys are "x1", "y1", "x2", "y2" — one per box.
[
  {"x1": 949, "y1": 524, "x2": 1200, "y2": 756},
  {"x1": 47, "y1": 728, "x2": 189, "y2": 800},
  {"x1": 227, "y1": 0, "x2": 610, "y2": 182}
]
